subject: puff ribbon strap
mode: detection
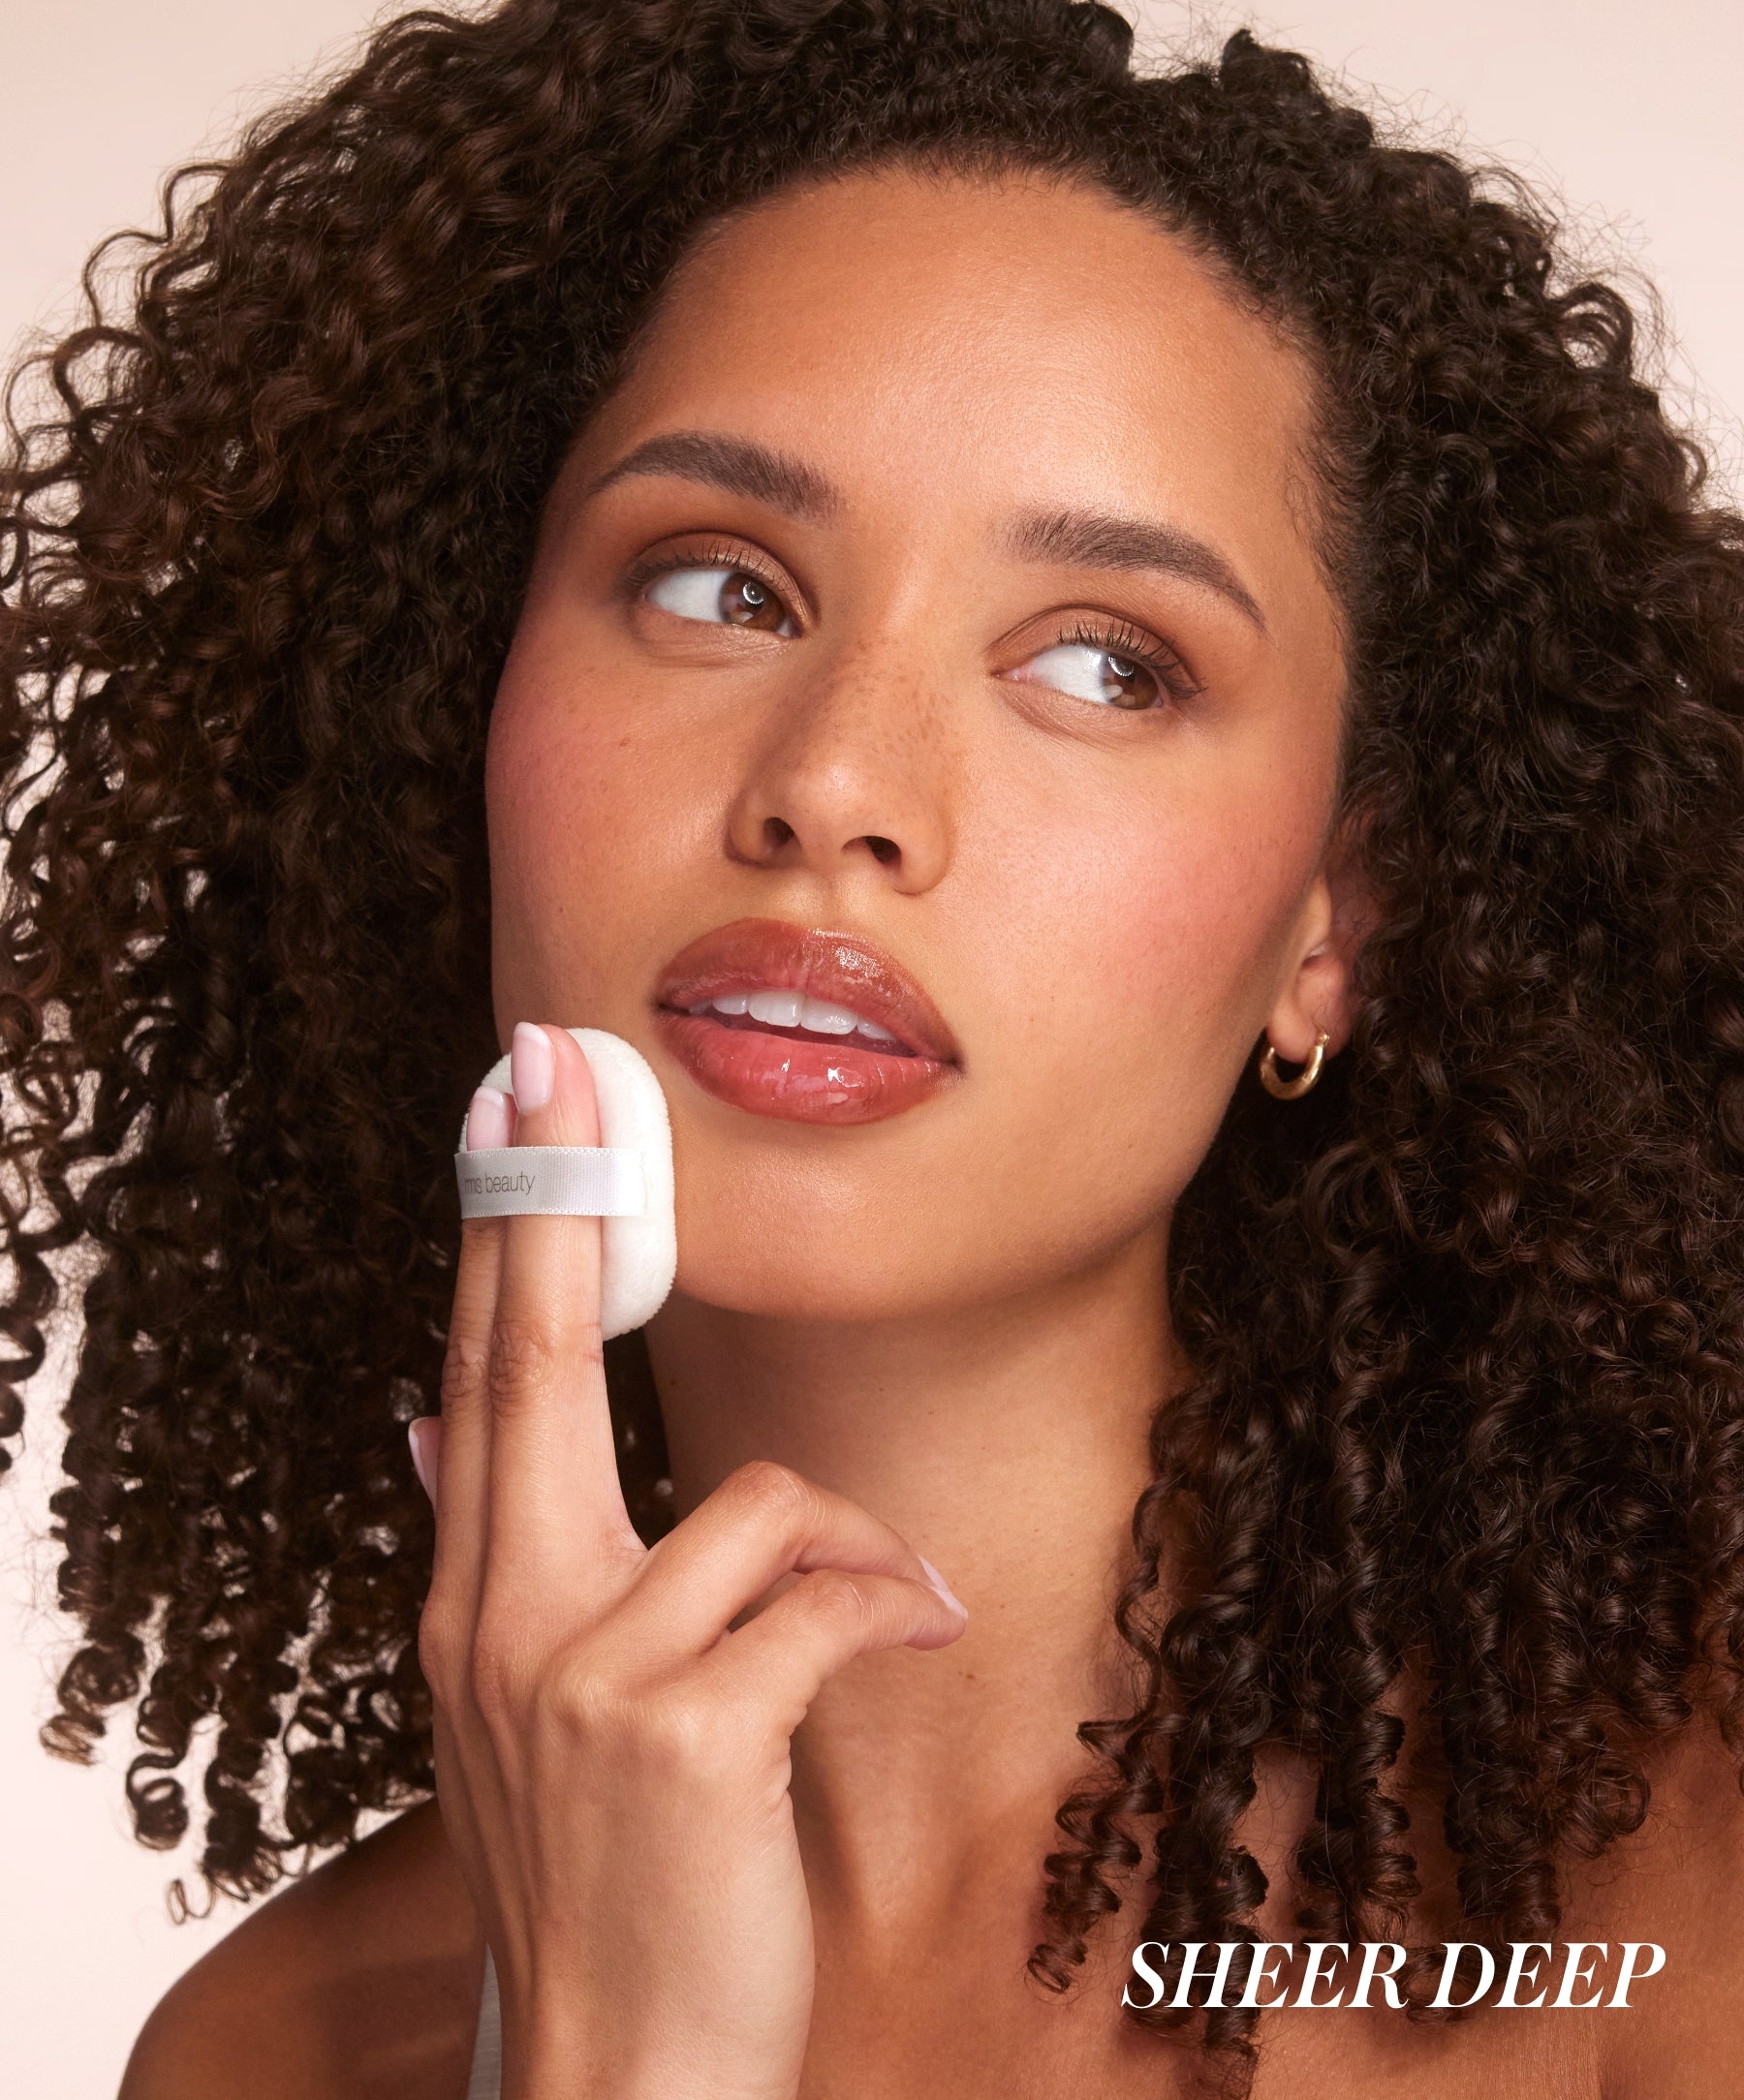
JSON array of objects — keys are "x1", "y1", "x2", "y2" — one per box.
[
  {"x1": 447, "y1": 1028, "x2": 677, "y2": 1341},
  {"x1": 453, "y1": 1145, "x2": 646, "y2": 1220}
]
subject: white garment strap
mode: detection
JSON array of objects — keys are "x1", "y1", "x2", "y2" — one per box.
[{"x1": 454, "y1": 1145, "x2": 647, "y2": 1220}]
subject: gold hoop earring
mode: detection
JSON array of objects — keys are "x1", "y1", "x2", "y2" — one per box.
[{"x1": 1258, "y1": 1028, "x2": 1329, "y2": 1101}]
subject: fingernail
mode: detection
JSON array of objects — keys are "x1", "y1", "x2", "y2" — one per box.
[
  {"x1": 511, "y1": 1022, "x2": 554, "y2": 1113},
  {"x1": 466, "y1": 1084, "x2": 511, "y2": 1151},
  {"x1": 918, "y1": 1556, "x2": 967, "y2": 1620},
  {"x1": 408, "y1": 1418, "x2": 437, "y2": 1502}
]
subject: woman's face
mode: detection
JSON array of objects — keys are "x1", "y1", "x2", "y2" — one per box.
[{"x1": 487, "y1": 167, "x2": 1351, "y2": 1322}]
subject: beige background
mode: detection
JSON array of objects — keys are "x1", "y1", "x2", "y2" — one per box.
[{"x1": 3, "y1": 2, "x2": 1740, "y2": 2089}]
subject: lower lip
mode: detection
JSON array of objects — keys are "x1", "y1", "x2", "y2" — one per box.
[{"x1": 654, "y1": 1010, "x2": 953, "y2": 1125}]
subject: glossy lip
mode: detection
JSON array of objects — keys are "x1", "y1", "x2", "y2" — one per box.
[
  {"x1": 655, "y1": 918, "x2": 960, "y2": 1061},
  {"x1": 652, "y1": 918, "x2": 961, "y2": 1126}
]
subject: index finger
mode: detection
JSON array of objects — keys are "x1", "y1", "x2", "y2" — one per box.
[
  {"x1": 423, "y1": 1091, "x2": 514, "y2": 1642},
  {"x1": 479, "y1": 1022, "x2": 641, "y2": 1613}
]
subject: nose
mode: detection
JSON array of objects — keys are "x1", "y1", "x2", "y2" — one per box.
[{"x1": 723, "y1": 642, "x2": 953, "y2": 895}]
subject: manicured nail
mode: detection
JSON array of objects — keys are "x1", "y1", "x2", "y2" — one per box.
[
  {"x1": 919, "y1": 1556, "x2": 967, "y2": 1620},
  {"x1": 511, "y1": 1022, "x2": 554, "y2": 1113},
  {"x1": 408, "y1": 1417, "x2": 438, "y2": 1502},
  {"x1": 466, "y1": 1084, "x2": 511, "y2": 1151}
]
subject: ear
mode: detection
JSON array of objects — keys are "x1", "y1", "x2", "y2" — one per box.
[{"x1": 1263, "y1": 822, "x2": 1373, "y2": 1065}]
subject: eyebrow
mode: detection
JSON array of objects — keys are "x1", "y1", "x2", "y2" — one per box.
[
  {"x1": 1003, "y1": 507, "x2": 1267, "y2": 633},
  {"x1": 583, "y1": 430, "x2": 1266, "y2": 633},
  {"x1": 582, "y1": 430, "x2": 839, "y2": 521}
]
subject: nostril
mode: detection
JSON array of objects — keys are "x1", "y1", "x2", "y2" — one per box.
[
  {"x1": 863, "y1": 835, "x2": 899, "y2": 864},
  {"x1": 763, "y1": 816, "x2": 796, "y2": 852}
]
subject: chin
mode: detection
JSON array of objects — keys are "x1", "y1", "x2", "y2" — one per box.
[{"x1": 666, "y1": 1196, "x2": 1007, "y2": 1324}]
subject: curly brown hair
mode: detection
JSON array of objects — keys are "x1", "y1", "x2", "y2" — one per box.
[{"x1": 5, "y1": 0, "x2": 1743, "y2": 2075}]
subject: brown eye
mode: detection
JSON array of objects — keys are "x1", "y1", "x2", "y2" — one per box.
[
  {"x1": 1007, "y1": 640, "x2": 1165, "y2": 710},
  {"x1": 721, "y1": 572, "x2": 786, "y2": 630},
  {"x1": 645, "y1": 563, "x2": 796, "y2": 635},
  {"x1": 1100, "y1": 654, "x2": 1160, "y2": 709}
]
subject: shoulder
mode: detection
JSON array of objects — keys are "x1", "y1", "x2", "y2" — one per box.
[
  {"x1": 1568, "y1": 1696, "x2": 1744, "y2": 2096},
  {"x1": 119, "y1": 1801, "x2": 484, "y2": 2100}
]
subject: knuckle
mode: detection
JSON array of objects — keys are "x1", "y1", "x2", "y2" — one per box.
[
  {"x1": 549, "y1": 1661, "x2": 736, "y2": 1781},
  {"x1": 545, "y1": 1654, "x2": 614, "y2": 1733},
  {"x1": 439, "y1": 1331, "x2": 489, "y2": 1415},
  {"x1": 416, "y1": 1598, "x2": 465, "y2": 1710},
  {"x1": 635, "y1": 1683, "x2": 732, "y2": 1777},
  {"x1": 528, "y1": 1648, "x2": 634, "y2": 1749},
  {"x1": 796, "y1": 1566, "x2": 875, "y2": 1633},
  {"x1": 485, "y1": 1315, "x2": 558, "y2": 1415},
  {"x1": 467, "y1": 1613, "x2": 537, "y2": 1722},
  {"x1": 725, "y1": 1458, "x2": 817, "y2": 1531}
]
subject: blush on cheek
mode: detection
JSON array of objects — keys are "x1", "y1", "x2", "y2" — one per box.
[
  {"x1": 483, "y1": 673, "x2": 626, "y2": 994},
  {"x1": 488, "y1": 666, "x2": 642, "y2": 869},
  {"x1": 1077, "y1": 804, "x2": 1322, "y2": 1064},
  {"x1": 486, "y1": 655, "x2": 733, "y2": 1028}
]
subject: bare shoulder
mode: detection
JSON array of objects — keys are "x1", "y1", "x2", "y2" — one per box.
[
  {"x1": 1567, "y1": 1698, "x2": 1744, "y2": 2096},
  {"x1": 119, "y1": 1801, "x2": 484, "y2": 2100}
]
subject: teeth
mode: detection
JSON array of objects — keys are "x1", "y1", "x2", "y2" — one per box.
[
  {"x1": 797, "y1": 997, "x2": 859, "y2": 1035},
  {"x1": 687, "y1": 986, "x2": 899, "y2": 1044},
  {"x1": 746, "y1": 989, "x2": 804, "y2": 1028}
]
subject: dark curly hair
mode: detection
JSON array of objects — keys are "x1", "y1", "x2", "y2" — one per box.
[{"x1": 5, "y1": 0, "x2": 1743, "y2": 2078}]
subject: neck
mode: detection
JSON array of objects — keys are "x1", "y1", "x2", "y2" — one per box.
[{"x1": 641, "y1": 1228, "x2": 1173, "y2": 1949}]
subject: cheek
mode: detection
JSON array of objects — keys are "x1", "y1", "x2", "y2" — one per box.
[
  {"x1": 953, "y1": 747, "x2": 1328, "y2": 1250},
  {"x1": 483, "y1": 649, "x2": 705, "y2": 1014},
  {"x1": 1106, "y1": 804, "x2": 1310, "y2": 1037},
  {"x1": 988, "y1": 758, "x2": 1323, "y2": 1064}
]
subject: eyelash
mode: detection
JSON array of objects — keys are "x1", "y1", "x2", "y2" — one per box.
[
  {"x1": 627, "y1": 543, "x2": 1201, "y2": 701},
  {"x1": 625, "y1": 540, "x2": 795, "y2": 616},
  {"x1": 1056, "y1": 616, "x2": 1201, "y2": 703}
]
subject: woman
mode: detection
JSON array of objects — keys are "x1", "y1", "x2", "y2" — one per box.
[{"x1": 5, "y1": 1, "x2": 1744, "y2": 2092}]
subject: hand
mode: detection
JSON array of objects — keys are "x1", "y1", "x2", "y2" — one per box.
[{"x1": 412, "y1": 1022, "x2": 968, "y2": 2100}]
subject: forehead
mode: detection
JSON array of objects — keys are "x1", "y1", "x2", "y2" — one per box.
[{"x1": 577, "y1": 165, "x2": 1324, "y2": 575}]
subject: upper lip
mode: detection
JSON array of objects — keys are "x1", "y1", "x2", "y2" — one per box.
[{"x1": 654, "y1": 918, "x2": 960, "y2": 1063}]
